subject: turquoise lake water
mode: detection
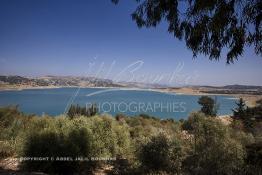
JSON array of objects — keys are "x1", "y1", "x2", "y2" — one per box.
[{"x1": 0, "y1": 88, "x2": 237, "y2": 119}]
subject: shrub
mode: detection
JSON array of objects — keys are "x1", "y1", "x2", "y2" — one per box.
[
  {"x1": 0, "y1": 106, "x2": 260, "y2": 174},
  {"x1": 0, "y1": 140, "x2": 15, "y2": 158},
  {"x1": 87, "y1": 116, "x2": 132, "y2": 158},
  {"x1": 181, "y1": 112, "x2": 206, "y2": 131},
  {"x1": 21, "y1": 128, "x2": 93, "y2": 174},
  {"x1": 139, "y1": 113, "x2": 158, "y2": 120},
  {"x1": 198, "y1": 96, "x2": 218, "y2": 116},
  {"x1": 0, "y1": 107, "x2": 33, "y2": 158},
  {"x1": 245, "y1": 141, "x2": 262, "y2": 174},
  {"x1": 0, "y1": 106, "x2": 20, "y2": 128},
  {"x1": 138, "y1": 133, "x2": 184, "y2": 174},
  {"x1": 67, "y1": 104, "x2": 98, "y2": 118},
  {"x1": 115, "y1": 113, "x2": 126, "y2": 122},
  {"x1": 183, "y1": 113, "x2": 245, "y2": 175}
]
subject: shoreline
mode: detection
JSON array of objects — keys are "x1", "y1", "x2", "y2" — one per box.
[
  {"x1": 0, "y1": 85, "x2": 122, "y2": 91},
  {"x1": 0, "y1": 85, "x2": 261, "y2": 107},
  {"x1": 0, "y1": 85, "x2": 238, "y2": 120},
  {"x1": 154, "y1": 87, "x2": 261, "y2": 107}
]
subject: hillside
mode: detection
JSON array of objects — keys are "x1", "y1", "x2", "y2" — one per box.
[{"x1": 0, "y1": 75, "x2": 121, "y2": 89}]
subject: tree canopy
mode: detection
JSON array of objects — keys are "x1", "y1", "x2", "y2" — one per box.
[
  {"x1": 198, "y1": 96, "x2": 218, "y2": 116},
  {"x1": 112, "y1": 0, "x2": 262, "y2": 63}
]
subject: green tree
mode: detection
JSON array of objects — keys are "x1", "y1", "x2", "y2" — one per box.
[
  {"x1": 198, "y1": 96, "x2": 218, "y2": 116},
  {"x1": 67, "y1": 104, "x2": 98, "y2": 118},
  {"x1": 183, "y1": 112, "x2": 245, "y2": 175},
  {"x1": 112, "y1": 0, "x2": 262, "y2": 63},
  {"x1": 232, "y1": 98, "x2": 247, "y2": 120},
  {"x1": 21, "y1": 128, "x2": 93, "y2": 174},
  {"x1": 232, "y1": 98, "x2": 262, "y2": 134},
  {"x1": 138, "y1": 133, "x2": 184, "y2": 174}
]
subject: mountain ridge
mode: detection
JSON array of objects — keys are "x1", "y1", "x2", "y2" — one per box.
[{"x1": 1, "y1": 75, "x2": 262, "y2": 89}]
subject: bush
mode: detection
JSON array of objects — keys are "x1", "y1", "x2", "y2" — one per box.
[
  {"x1": 0, "y1": 106, "x2": 34, "y2": 158},
  {"x1": 0, "y1": 141, "x2": 16, "y2": 158},
  {"x1": 21, "y1": 128, "x2": 93, "y2": 174},
  {"x1": 17, "y1": 114, "x2": 133, "y2": 173},
  {"x1": 181, "y1": 112, "x2": 206, "y2": 131},
  {"x1": 183, "y1": 113, "x2": 245, "y2": 175},
  {"x1": 88, "y1": 116, "x2": 132, "y2": 158},
  {"x1": 0, "y1": 106, "x2": 21, "y2": 128},
  {"x1": 0, "y1": 106, "x2": 260, "y2": 174},
  {"x1": 138, "y1": 133, "x2": 184, "y2": 174},
  {"x1": 245, "y1": 141, "x2": 262, "y2": 174},
  {"x1": 67, "y1": 104, "x2": 98, "y2": 118},
  {"x1": 198, "y1": 96, "x2": 218, "y2": 116}
]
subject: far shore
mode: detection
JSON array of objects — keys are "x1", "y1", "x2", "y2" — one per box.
[
  {"x1": 154, "y1": 87, "x2": 261, "y2": 107},
  {"x1": 0, "y1": 85, "x2": 261, "y2": 107},
  {"x1": 0, "y1": 85, "x2": 119, "y2": 91}
]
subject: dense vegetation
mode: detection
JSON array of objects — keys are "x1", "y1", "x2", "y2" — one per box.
[{"x1": 0, "y1": 97, "x2": 261, "y2": 174}]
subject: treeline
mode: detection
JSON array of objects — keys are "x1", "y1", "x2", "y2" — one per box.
[{"x1": 0, "y1": 97, "x2": 261, "y2": 174}]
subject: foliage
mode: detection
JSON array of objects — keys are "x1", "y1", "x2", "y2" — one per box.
[
  {"x1": 198, "y1": 96, "x2": 218, "y2": 116},
  {"x1": 21, "y1": 128, "x2": 93, "y2": 174},
  {"x1": 138, "y1": 133, "x2": 184, "y2": 174},
  {"x1": 183, "y1": 112, "x2": 245, "y2": 175},
  {"x1": 245, "y1": 141, "x2": 262, "y2": 174},
  {"x1": 17, "y1": 115, "x2": 132, "y2": 174},
  {"x1": 0, "y1": 107, "x2": 261, "y2": 174},
  {"x1": 232, "y1": 98, "x2": 247, "y2": 120},
  {"x1": 113, "y1": 0, "x2": 262, "y2": 63},
  {"x1": 181, "y1": 112, "x2": 206, "y2": 131},
  {"x1": 87, "y1": 116, "x2": 132, "y2": 159},
  {"x1": 0, "y1": 105, "x2": 20, "y2": 128},
  {"x1": 0, "y1": 141, "x2": 16, "y2": 158},
  {"x1": 67, "y1": 104, "x2": 98, "y2": 118},
  {"x1": 0, "y1": 106, "x2": 34, "y2": 158},
  {"x1": 232, "y1": 98, "x2": 262, "y2": 134}
]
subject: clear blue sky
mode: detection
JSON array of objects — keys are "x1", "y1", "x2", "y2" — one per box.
[{"x1": 0, "y1": 0, "x2": 261, "y2": 86}]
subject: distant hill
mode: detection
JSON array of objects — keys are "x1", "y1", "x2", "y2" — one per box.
[
  {"x1": 117, "y1": 81, "x2": 168, "y2": 89},
  {"x1": 0, "y1": 75, "x2": 121, "y2": 88},
  {"x1": 193, "y1": 84, "x2": 262, "y2": 90},
  {"x1": 194, "y1": 84, "x2": 262, "y2": 95},
  {"x1": 222, "y1": 85, "x2": 262, "y2": 90},
  {"x1": 1, "y1": 75, "x2": 261, "y2": 91}
]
